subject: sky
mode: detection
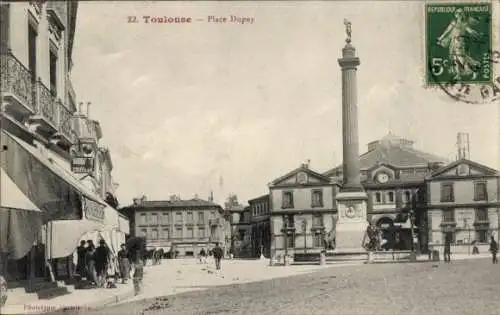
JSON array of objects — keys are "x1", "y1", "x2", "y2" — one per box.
[{"x1": 71, "y1": 1, "x2": 499, "y2": 206}]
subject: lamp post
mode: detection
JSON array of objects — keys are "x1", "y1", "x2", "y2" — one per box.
[
  {"x1": 409, "y1": 209, "x2": 415, "y2": 253},
  {"x1": 283, "y1": 215, "x2": 288, "y2": 264},
  {"x1": 302, "y1": 219, "x2": 307, "y2": 254}
]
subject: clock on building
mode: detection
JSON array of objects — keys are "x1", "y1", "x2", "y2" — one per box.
[
  {"x1": 297, "y1": 172, "x2": 308, "y2": 184},
  {"x1": 376, "y1": 172, "x2": 389, "y2": 183}
]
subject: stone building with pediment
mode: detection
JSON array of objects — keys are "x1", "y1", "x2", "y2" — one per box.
[{"x1": 263, "y1": 132, "x2": 499, "y2": 258}]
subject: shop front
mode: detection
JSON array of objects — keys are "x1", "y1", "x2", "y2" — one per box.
[{"x1": 0, "y1": 130, "x2": 129, "y2": 283}]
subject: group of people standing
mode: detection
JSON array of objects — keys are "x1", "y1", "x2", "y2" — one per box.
[
  {"x1": 75, "y1": 240, "x2": 137, "y2": 289},
  {"x1": 198, "y1": 243, "x2": 224, "y2": 270}
]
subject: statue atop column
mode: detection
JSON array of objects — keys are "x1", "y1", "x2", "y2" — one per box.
[{"x1": 344, "y1": 18, "x2": 352, "y2": 44}]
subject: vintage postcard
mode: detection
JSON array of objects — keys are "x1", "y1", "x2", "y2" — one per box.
[{"x1": 0, "y1": 1, "x2": 499, "y2": 315}]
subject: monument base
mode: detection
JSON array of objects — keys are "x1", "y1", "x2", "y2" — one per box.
[{"x1": 335, "y1": 190, "x2": 369, "y2": 253}]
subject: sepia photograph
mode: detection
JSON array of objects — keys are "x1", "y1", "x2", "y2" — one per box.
[{"x1": 0, "y1": 1, "x2": 499, "y2": 314}]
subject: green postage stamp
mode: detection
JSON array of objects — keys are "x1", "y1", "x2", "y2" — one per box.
[{"x1": 425, "y1": 3, "x2": 493, "y2": 85}]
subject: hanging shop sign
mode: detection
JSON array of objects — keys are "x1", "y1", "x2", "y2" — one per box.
[
  {"x1": 71, "y1": 156, "x2": 95, "y2": 174},
  {"x1": 83, "y1": 197, "x2": 105, "y2": 223}
]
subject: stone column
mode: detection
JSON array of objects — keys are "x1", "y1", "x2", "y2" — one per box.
[
  {"x1": 334, "y1": 22, "x2": 369, "y2": 254},
  {"x1": 338, "y1": 44, "x2": 362, "y2": 192}
]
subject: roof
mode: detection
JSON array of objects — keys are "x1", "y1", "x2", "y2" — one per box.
[
  {"x1": 226, "y1": 204, "x2": 246, "y2": 212},
  {"x1": 323, "y1": 133, "x2": 449, "y2": 177},
  {"x1": 429, "y1": 158, "x2": 499, "y2": 178},
  {"x1": 248, "y1": 194, "x2": 269, "y2": 204},
  {"x1": 270, "y1": 164, "x2": 332, "y2": 186},
  {"x1": 127, "y1": 198, "x2": 222, "y2": 209}
]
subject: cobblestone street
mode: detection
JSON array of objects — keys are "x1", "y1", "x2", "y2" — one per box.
[{"x1": 46, "y1": 258, "x2": 500, "y2": 315}]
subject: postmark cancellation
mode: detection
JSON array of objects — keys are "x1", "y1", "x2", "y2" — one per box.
[{"x1": 423, "y1": 1, "x2": 500, "y2": 104}]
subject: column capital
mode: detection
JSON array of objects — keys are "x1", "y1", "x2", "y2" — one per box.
[{"x1": 338, "y1": 57, "x2": 360, "y2": 69}]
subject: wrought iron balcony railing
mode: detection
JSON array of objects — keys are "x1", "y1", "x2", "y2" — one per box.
[
  {"x1": 32, "y1": 80, "x2": 57, "y2": 128},
  {"x1": 57, "y1": 100, "x2": 75, "y2": 142},
  {"x1": 0, "y1": 51, "x2": 35, "y2": 113}
]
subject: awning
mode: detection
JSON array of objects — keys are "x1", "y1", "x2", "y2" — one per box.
[
  {"x1": 2, "y1": 131, "x2": 106, "y2": 207},
  {"x1": 0, "y1": 169, "x2": 43, "y2": 260}
]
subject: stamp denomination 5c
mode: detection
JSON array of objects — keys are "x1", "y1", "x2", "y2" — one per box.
[{"x1": 424, "y1": 2, "x2": 499, "y2": 104}]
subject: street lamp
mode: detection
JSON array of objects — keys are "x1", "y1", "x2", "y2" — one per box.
[
  {"x1": 409, "y1": 209, "x2": 415, "y2": 253},
  {"x1": 302, "y1": 219, "x2": 307, "y2": 254}
]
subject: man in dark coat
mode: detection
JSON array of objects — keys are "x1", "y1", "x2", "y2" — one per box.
[
  {"x1": 213, "y1": 243, "x2": 224, "y2": 270},
  {"x1": 94, "y1": 239, "x2": 110, "y2": 287},
  {"x1": 444, "y1": 234, "x2": 452, "y2": 263},
  {"x1": 76, "y1": 240, "x2": 87, "y2": 279},
  {"x1": 490, "y1": 236, "x2": 498, "y2": 264}
]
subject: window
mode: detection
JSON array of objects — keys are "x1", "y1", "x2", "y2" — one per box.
[
  {"x1": 474, "y1": 182, "x2": 488, "y2": 201},
  {"x1": 186, "y1": 228, "x2": 194, "y2": 238},
  {"x1": 404, "y1": 191, "x2": 411, "y2": 203},
  {"x1": 282, "y1": 191, "x2": 294, "y2": 208},
  {"x1": 312, "y1": 214, "x2": 323, "y2": 227},
  {"x1": 475, "y1": 208, "x2": 488, "y2": 222},
  {"x1": 440, "y1": 183, "x2": 454, "y2": 202},
  {"x1": 150, "y1": 213, "x2": 158, "y2": 225},
  {"x1": 162, "y1": 228, "x2": 169, "y2": 239},
  {"x1": 175, "y1": 227, "x2": 183, "y2": 238},
  {"x1": 151, "y1": 229, "x2": 158, "y2": 240},
  {"x1": 140, "y1": 229, "x2": 147, "y2": 238},
  {"x1": 286, "y1": 234, "x2": 295, "y2": 248},
  {"x1": 28, "y1": 23, "x2": 37, "y2": 83},
  {"x1": 442, "y1": 209, "x2": 455, "y2": 223},
  {"x1": 198, "y1": 212, "x2": 204, "y2": 224},
  {"x1": 49, "y1": 49, "x2": 57, "y2": 96},
  {"x1": 375, "y1": 192, "x2": 382, "y2": 203},
  {"x1": 239, "y1": 229, "x2": 246, "y2": 241},
  {"x1": 477, "y1": 230, "x2": 489, "y2": 243},
  {"x1": 311, "y1": 189, "x2": 323, "y2": 207},
  {"x1": 284, "y1": 215, "x2": 295, "y2": 229},
  {"x1": 139, "y1": 213, "x2": 146, "y2": 225},
  {"x1": 387, "y1": 192, "x2": 394, "y2": 203},
  {"x1": 175, "y1": 212, "x2": 182, "y2": 224},
  {"x1": 313, "y1": 232, "x2": 322, "y2": 247},
  {"x1": 162, "y1": 213, "x2": 169, "y2": 224},
  {"x1": 186, "y1": 212, "x2": 194, "y2": 223},
  {"x1": 197, "y1": 228, "x2": 205, "y2": 238}
]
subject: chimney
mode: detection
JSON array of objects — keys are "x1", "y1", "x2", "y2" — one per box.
[
  {"x1": 87, "y1": 102, "x2": 91, "y2": 118},
  {"x1": 141, "y1": 195, "x2": 147, "y2": 202},
  {"x1": 209, "y1": 190, "x2": 214, "y2": 202},
  {"x1": 79, "y1": 102, "x2": 84, "y2": 115}
]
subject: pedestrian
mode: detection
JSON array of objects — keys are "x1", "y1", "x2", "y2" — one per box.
[
  {"x1": 131, "y1": 251, "x2": 144, "y2": 296},
  {"x1": 213, "y1": 243, "x2": 223, "y2": 271},
  {"x1": 199, "y1": 248, "x2": 206, "y2": 264},
  {"x1": 85, "y1": 240, "x2": 98, "y2": 285},
  {"x1": 444, "y1": 235, "x2": 452, "y2": 263},
  {"x1": 76, "y1": 240, "x2": 87, "y2": 279},
  {"x1": 489, "y1": 235, "x2": 498, "y2": 264},
  {"x1": 94, "y1": 239, "x2": 110, "y2": 287},
  {"x1": 117, "y1": 244, "x2": 130, "y2": 284}
]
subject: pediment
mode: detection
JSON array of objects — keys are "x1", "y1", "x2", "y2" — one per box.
[
  {"x1": 270, "y1": 166, "x2": 331, "y2": 187},
  {"x1": 430, "y1": 159, "x2": 498, "y2": 179}
]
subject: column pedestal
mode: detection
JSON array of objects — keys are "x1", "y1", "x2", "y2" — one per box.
[{"x1": 334, "y1": 191, "x2": 368, "y2": 253}]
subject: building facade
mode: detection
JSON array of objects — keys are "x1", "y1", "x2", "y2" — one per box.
[
  {"x1": 0, "y1": 1, "x2": 128, "y2": 285},
  {"x1": 227, "y1": 205, "x2": 252, "y2": 257},
  {"x1": 123, "y1": 196, "x2": 226, "y2": 257},
  {"x1": 323, "y1": 133, "x2": 448, "y2": 251},
  {"x1": 248, "y1": 194, "x2": 271, "y2": 258},
  {"x1": 263, "y1": 133, "x2": 499, "y2": 260},
  {"x1": 427, "y1": 159, "x2": 499, "y2": 253},
  {"x1": 269, "y1": 163, "x2": 339, "y2": 259}
]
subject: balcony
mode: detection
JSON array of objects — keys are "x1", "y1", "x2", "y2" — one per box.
[
  {"x1": 0, "y1": 51, "x2": 36, "y2": 117},
  {"x1": 50, "y1": 100, "x2": 75, "y2": 147},
  {"x1": 28, "y1": 80, "x2": 58, "y2": 134}
]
